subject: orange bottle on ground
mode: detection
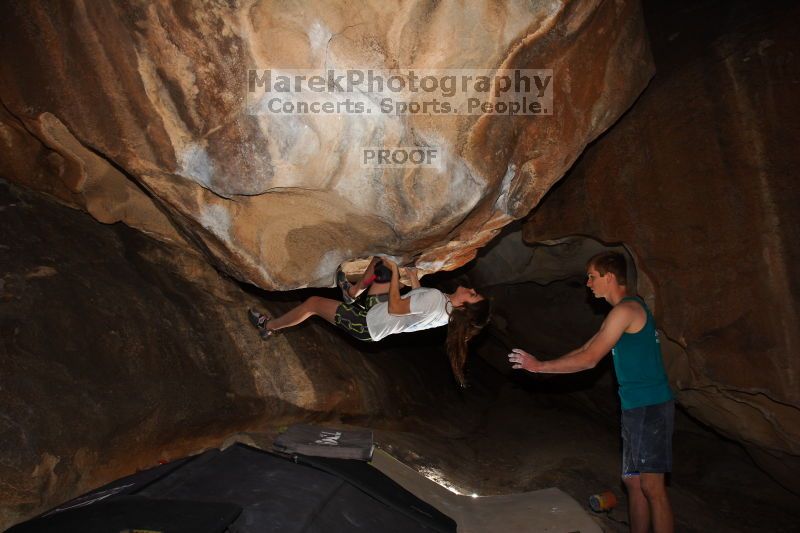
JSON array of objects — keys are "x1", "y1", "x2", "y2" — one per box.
[{"x1": 589, "y1": 491, "x2": 618, "y2": 512}]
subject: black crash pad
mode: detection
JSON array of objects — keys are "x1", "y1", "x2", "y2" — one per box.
[{"x1": 7, "y1": 443, "x2": 456, "y2": 533}]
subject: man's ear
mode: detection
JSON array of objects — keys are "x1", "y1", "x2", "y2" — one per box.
[{"x1": 606, "y1": 271, "x2": 618, "y2": 285}]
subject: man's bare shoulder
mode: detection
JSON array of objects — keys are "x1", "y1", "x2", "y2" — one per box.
[
  {"x1": 611, "y1": 298, "x2": 647, "y2": 331},
  {"x1": 615, "y1": 299, "x2": 643, "y2": 311},
  {"x1": 592, "y1": 302, "x2": 638, "y2": 349},
  {"x1": 608, "y1": 300, "x2": 644, "y2": 322}
]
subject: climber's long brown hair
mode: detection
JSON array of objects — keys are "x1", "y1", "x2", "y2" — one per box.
[{"x1": 446, "y1": 298, "x2": 492, "y2": 387}]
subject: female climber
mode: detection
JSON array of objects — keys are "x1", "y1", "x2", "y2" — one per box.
[{"x1": 247, "y1": 256, "x2": 491, "y2": 386}]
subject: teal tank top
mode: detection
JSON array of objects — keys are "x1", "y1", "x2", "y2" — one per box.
[{"x1": 611, "y1": 296, "x2": 673, "y2": 410}]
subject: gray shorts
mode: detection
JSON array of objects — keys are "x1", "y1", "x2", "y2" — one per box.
[
  {"x1": 333, "y1": 294, "x2": 387, "y2": 342},
  {"x1": 621, "y1": 399, "x2": 675, "y2": 476}
]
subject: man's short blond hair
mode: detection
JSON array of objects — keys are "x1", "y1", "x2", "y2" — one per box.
[{"x1": 587, "y1": 251, "x2": 628, "y2": 286}]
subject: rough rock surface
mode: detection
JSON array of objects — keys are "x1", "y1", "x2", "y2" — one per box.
[
  {"x1": 523, "y1": 0, "x2": 800, "y2": 492},
  {"x1": 0, "y1": 0, "x2": 653, "y2": 289},
  {"x1": 0, "y1": 181, "x2": 458, "y2": 528}
]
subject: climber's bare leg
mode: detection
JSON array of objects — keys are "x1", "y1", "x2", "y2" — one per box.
[{"x1": 266, "y1": 296, "x2": 340, "y2": 331}]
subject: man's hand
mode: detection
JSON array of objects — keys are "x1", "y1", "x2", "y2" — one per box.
[{"x1": 508, "y1": 348, "x2": 544, "y2": 373}]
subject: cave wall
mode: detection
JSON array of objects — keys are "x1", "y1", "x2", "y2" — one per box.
[
  {"x1": 0, "y1": 181, "x2": 458, "y2": 528},
  {"x1": 0, "y1": 0, "x2": 654, "y2": 288},
  {"x1": 523, "y1": 0, "x2": 800, "y2": 491},
  {"x1": 0, "y1": 1, "x2": 665, "y2": 526}
]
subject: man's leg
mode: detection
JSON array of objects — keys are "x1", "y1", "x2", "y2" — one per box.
[
  {"x1": 621, "y1": 406, "x2": 650, "y2": 533},
  {"x1": 622, "y1": 400, "x2": 674, "y2": 533},
  {"x1": 641, "y1": 473, "x2": 673, "y2": 533},
  {"x1": 623, "y1": 474, "x2": 651, "y2": 533},
  {"x1": 266, "y1": 296, "x2": 340, "y2": 331}
]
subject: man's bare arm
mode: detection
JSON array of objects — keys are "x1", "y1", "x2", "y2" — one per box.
[{"x1": 509, "y1": 305, "x2": 634, "y2": 374}]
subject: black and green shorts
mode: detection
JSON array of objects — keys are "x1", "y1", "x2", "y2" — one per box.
[{"x1": 334, "y1": 294, "x2": 388, "y2": 342}]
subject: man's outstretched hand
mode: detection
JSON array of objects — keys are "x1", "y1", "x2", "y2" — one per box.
[{"x1": 508, "y1": 348, "x2": 543, "y2": 373}]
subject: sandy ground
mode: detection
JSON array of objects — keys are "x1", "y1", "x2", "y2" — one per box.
[{"x1": 360, "y1": 382, "x2": 800, "y2": 533}]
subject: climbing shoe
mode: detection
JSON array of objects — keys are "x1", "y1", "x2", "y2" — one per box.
[
  {"x1": 336, "y1": 267, "x2": 356, "y2": 304},
  {"x1": 247, "y1": 308, "x2": 273, "y2": 339}
]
